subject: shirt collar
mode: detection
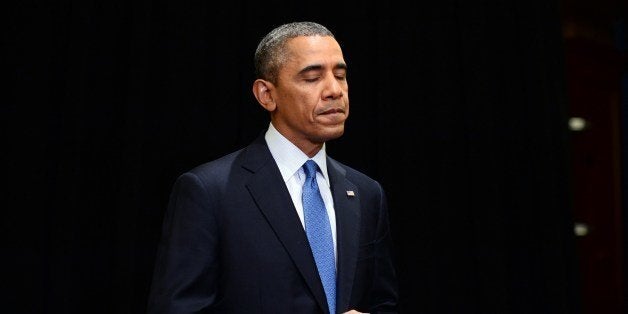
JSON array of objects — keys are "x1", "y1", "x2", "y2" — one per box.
[{"x1": 264, "y1": 122, "x2": 330, "y2": 187}]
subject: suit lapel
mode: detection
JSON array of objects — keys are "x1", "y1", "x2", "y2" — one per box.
[
  {"x1": 241, "y1": 135, "x2": 329, "y2": 313},
  {"x1": 327, "y1": 158, "x2": 360, "y2": 313}
]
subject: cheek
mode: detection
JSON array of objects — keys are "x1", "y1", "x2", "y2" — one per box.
[
  {"x1": 282, "y1": 86, "x2": 322, "y2": 121},
  {"x1": 295, "y1": 94, "x2": 318, "y2": 115}
]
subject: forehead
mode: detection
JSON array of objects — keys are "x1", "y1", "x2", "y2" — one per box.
[{"x1": 284, "y1": 35, "x2": 345, "y2": 67}]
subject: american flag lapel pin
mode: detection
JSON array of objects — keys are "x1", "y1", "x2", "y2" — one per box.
[{"x1": 346, "y1": 190, "x2": 355, "y2": 197}]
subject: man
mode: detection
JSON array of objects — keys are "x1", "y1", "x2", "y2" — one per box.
[{"x1": 147, "y1": 21, "x2": 399, "y2": 314}]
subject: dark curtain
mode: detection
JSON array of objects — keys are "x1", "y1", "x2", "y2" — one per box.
[{"x1": 6, "y1": 0, "x2": 580, "y2": 313}]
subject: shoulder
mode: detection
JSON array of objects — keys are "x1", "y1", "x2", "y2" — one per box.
[
  {"x1": 178, "y1": 134, "x2": 271, "y2": 188},
  {"x1": 328, "y1": 157, "x2": 383, "y2": 192},
  {"x1": 189, "y1": 149, "x2": 242, "y2": 175},
  {"x1": 179, "y1": 148, "x2": 246, "y2": 185}
]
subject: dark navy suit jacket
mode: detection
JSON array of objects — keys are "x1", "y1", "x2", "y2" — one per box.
[{"x1": 147, "y1": 133, "x2": 399, "y2": 313}]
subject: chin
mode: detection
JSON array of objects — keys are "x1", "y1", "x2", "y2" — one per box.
[{"x1": 318, "y1": 126, "x2": 345, "y2": 142}]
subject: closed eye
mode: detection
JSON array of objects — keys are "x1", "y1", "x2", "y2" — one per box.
[{"x1": 303, "y1": 77, "x2": 320, "y2": 82}]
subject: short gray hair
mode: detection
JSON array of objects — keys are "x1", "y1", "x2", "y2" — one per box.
[{"x1": 254, "y1": 21, "x2": 335, "y2": 84}]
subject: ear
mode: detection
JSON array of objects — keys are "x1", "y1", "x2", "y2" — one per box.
[{"x1": 252, "y1": 79, "x2": 277, "y2": 112}]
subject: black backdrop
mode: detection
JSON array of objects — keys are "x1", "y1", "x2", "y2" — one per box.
[{"x1": 6, "y1": 0, "x2": 581, "y2": 313}]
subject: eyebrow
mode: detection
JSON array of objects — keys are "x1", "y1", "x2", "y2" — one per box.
[{"x1": 298, "y1": 62, "x2": 348, "y2": 75}]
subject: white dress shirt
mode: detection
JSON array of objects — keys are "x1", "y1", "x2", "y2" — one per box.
[{"x1": 264, "y1": 123, "x2": 338, "y2": 262}]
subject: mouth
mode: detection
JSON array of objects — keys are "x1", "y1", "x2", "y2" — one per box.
[
  {"x1": 319, "y1": 107, "x2": 345, "y2": 115},
  {"x1": 316, "y1": 107, "x2": 347, "y2": 124}
]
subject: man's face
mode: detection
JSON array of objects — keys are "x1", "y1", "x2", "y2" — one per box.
[{"x1": 270, "y1": 35, "x2": 349, "y2": 152}]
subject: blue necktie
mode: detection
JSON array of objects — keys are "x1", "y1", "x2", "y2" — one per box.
[{"x1": 302, "y1": 160, "x2": 336, "y2": 314}]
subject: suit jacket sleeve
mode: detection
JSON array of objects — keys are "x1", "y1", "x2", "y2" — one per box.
[
  {"x1": 146, "y1": 172, "x2": 219, "y2": 314},
  {"x1": 353, "y1": 181, "x2": 399, "y2": 314},
  {"x1": 369, "y1": 182, "x2": 399, "y2": 313}
]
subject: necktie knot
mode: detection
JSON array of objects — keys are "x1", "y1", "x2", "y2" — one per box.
[{"x1": 303, "y1": 160, "x2": 318, "y2": 180}]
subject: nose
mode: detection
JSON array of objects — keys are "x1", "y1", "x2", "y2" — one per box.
[{"x1": 322, "y1": 74, "x2": 344, "y2": 100}]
